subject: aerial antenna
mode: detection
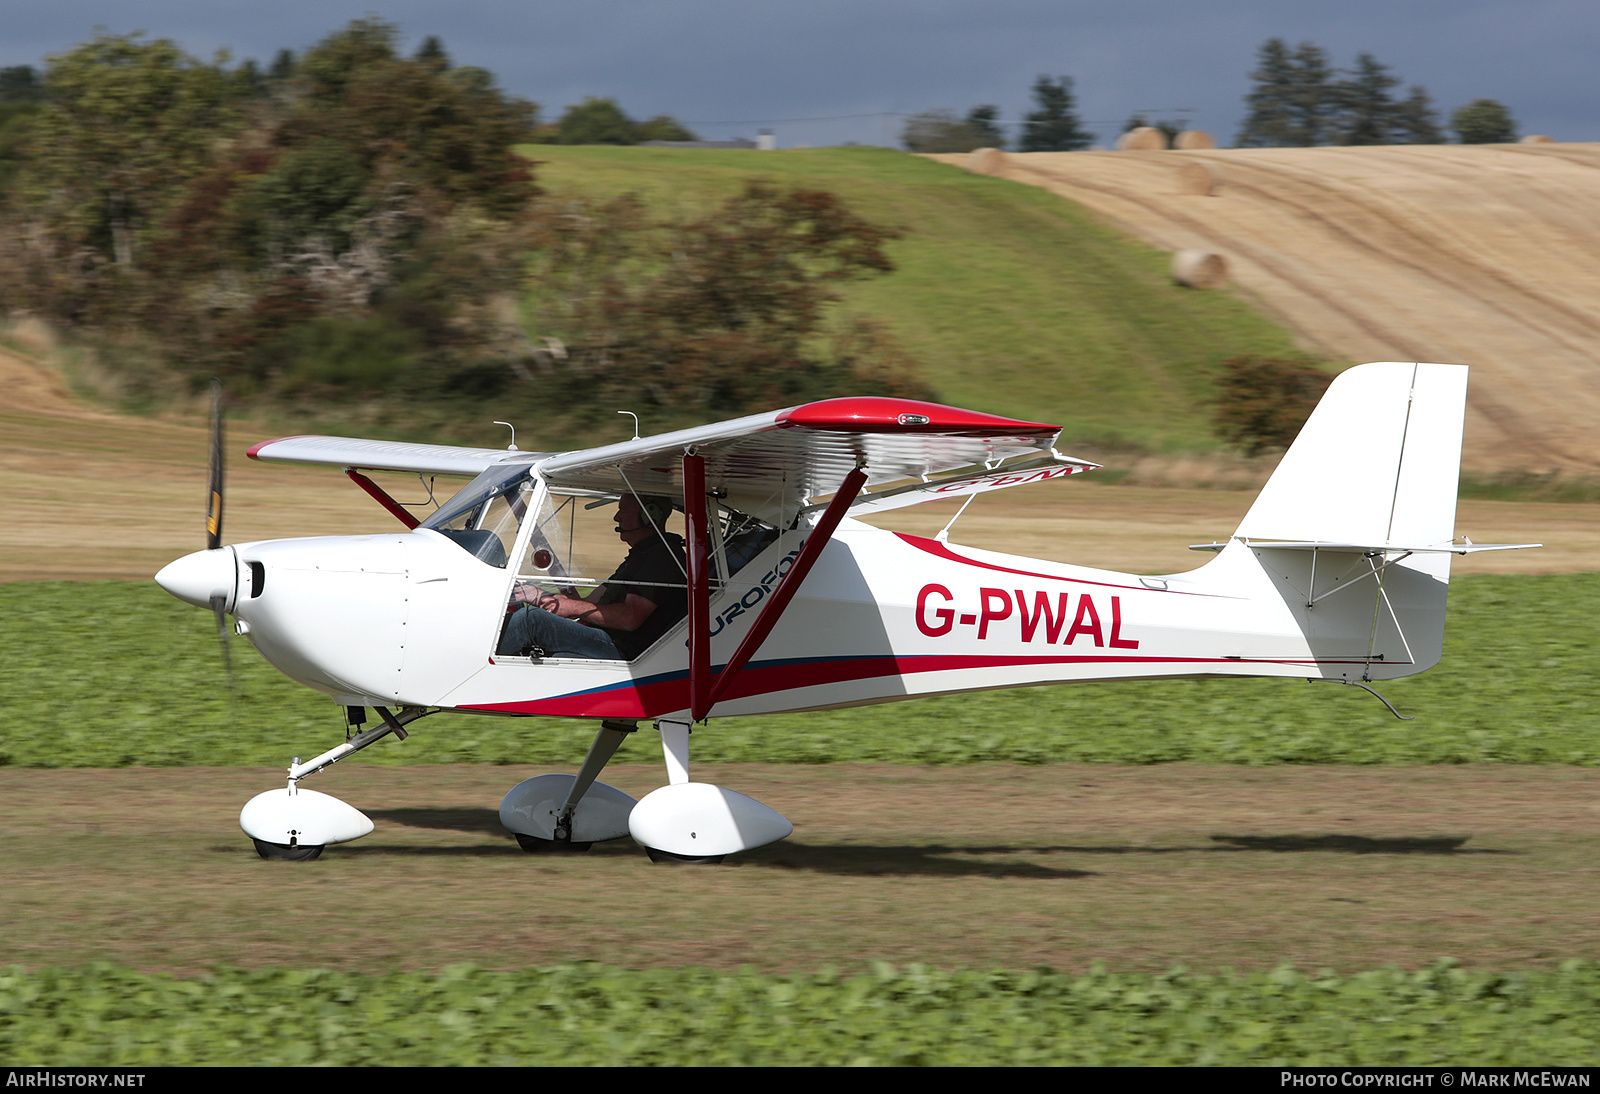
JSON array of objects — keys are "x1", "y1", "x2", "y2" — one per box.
[
  {"x1": 618, "y1": 411, "x2": 641, "y2": 440},
  {"x1": 493, "y1": 421, "x2": 519, "y2": 451}
]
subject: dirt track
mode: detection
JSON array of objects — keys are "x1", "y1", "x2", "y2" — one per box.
[
  {"x1": 5, "y1": 763, "x2": 1597, "y2": 974},
  {"x1": 939, "y1": 144, "x2": 1600, "y2": 477}
]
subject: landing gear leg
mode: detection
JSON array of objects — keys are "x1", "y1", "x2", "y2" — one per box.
[
  {"x1": 240, "y1": 706, "x2": 432, "y2": 860},
  {"x1": 629, "y1": 719, "x2": 793, "y2": 864},
  {"x1": 501, "y1": 720, "x2": 640, "y2": 851}
]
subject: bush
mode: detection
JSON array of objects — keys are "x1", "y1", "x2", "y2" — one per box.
[{"x1": 1213, "y1": 355, "x2": 1333, "y2": 456}]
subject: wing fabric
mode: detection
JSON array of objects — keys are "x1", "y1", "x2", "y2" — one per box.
[
  {"x1": 247, "y1": 435, "x2": 547, "y2": 477},
  {"x1": 537, "y1": 397, "x2": 1082, "y2": 523}
]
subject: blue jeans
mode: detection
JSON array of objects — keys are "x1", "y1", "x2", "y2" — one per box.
[{"x1": 498, "y1": 605, "x2": 623, "y2": 659}]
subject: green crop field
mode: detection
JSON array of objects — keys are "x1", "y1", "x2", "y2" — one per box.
[
  {"x1": 520, "y1": 146, "x2": 1312, "y2": 453},
  {"x1": 5, "y1": 960, "x2": 1598, "y2": 1066}
]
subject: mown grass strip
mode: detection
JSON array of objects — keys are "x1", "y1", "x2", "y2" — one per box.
[
  {"x1": 2, "y1": 573, "x2": 1596, "y2": 769},
  {"x1": 3, "y1": 960, "x2": 1597, "y2": 1066}
]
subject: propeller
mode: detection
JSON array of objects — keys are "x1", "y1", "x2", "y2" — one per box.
[{"x1": 206, "y1": 379, "x2": 233, "y2": 682}]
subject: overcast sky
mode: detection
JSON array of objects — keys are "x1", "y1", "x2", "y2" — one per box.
[{"x1": 5, "y1": 1, "x2": 1594, "y2": 147}]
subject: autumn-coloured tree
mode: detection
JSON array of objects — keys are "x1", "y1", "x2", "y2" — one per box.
[
  {"x1": 526, "y1": 180, "x2": 929, "y2": 419},
  {"x1": 1213, "y1": 356, "x2": 1333, "y2": 456}
]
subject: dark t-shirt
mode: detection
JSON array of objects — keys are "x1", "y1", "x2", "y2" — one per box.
[{"x1": 596, "y1": 532, "x2": 687, "y2": 660}]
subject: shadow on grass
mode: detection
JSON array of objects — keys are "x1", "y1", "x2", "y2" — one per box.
[
  {"x1": 741, "y1": 842, "x2": 1096, "y2": 879},
  {"x1": 331, "y1": 809, "x2": 1510, "y2": 869},
  {"x1": 1208, "y1": 834, "x2": 1512, "y2": 855},
  {"x1": 367, "y1": 806, "x2": 506, "y2": 837}
]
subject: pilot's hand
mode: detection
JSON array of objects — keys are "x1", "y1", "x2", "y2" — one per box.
[{"x1": 510, "y1": 583, "x2": 546, "y2": 606}]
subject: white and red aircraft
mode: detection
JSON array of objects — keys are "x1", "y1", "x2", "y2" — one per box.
[{"x1": 155, "y1": 361, "x2": 1533, "y2": 862}]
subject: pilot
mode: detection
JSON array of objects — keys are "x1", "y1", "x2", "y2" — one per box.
[{"x1": 497, "y1": 493, "x2": 687, "y2": 660}]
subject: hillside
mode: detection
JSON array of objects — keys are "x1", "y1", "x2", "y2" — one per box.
[
  {"x1": 523, "y1": 146, "x2": 1307, "y2": 453},
  {"x1": 943, "y1": 144, "x2": 1600, "y2": 477}
]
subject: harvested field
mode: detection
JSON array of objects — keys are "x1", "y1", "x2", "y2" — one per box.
[{"x1": 934, "y1": 144, "x2": 1600, "y2": 477}]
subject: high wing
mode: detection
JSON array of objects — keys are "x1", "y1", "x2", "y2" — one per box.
[
  {"x1": 247, "y1": 435, "x2": 548, "y2": 476},
  {"x1": 537, "y1": 396, "x2": 1094, "y2": 524}
]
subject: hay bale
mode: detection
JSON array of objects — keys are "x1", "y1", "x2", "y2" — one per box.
[
  {"x1": 966, "y1": 147, "x2": 1007, "y2": 175},
  {"x1": 1116, "y1": 126, "x2": 1168, "y2": 151},
  {"x1": 1177, "y1": 160, "x2": 1223, "y2": 196},
  {"x1": 1175, "y1": 130, "x2": 1215, "y2": 150},
  {"x1": 1171, "y1": 250, "x2": 1228, "y2": 289},
  {"x1": 1519, "y1": 134, "x2": 1555, "y2": 144}
]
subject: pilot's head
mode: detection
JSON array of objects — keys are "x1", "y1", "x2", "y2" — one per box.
[{"x1": 615, "y1": 494, "x2": 673, "y2": 544}]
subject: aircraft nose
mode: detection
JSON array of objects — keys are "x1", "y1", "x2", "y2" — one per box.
[{"x1": 155, "y1": 547, "x2": 238, "y2": 610}]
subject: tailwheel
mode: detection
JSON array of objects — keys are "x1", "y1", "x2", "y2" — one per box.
[
  {"x1": 514, "y1": 833, "x2": 593, "y2": 853},
  {"x1": 251, "y1": 838, "x2": 325, "y2": 861}
]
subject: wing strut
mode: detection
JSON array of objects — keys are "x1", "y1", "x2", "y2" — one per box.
[
  {"x1": 345, "y1": 469, "x2": 421, "y2": 529},
  {"x1": 691, "y1": 464, "x2": 869, "y2": 720},
  {"x1": 683, "y1": 452, "x2": 713, "y2": 721}
]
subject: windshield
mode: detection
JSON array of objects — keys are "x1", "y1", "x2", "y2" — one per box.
[{"x1": 419, "y1": 461, "x2": 534, "y2": 568}]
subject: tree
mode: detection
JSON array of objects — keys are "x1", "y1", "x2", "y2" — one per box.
[
  {"x1": 1237, "y1": 39, "x2": 1345, "y2": 147},
  {"x1": 1236, "y1": 38, "x2": 1298, "y2": 147},
  {"x1": 26, "y1": 34, "x2": 240, "y2": 271},
  {"x1": 556, "y1": 97, "x2": 637, "y2": 144},
  {"x1": 1020, "y1": 76, "x2": 1091, "y2": 151},
  {"x1": 1333, "y1": 53, "x2": 1399, "y2": 145},
  {"x1": 901, "y1": 110, "x2": 985, "y2": 153},
  {"x1": 1213, "y1": 356, "x2": 1332, "y2": 456},
  {"x1": 965, "y1": 105, "x2": 1005, "y2": 149},
  {"x1": 1393, "y1": 86, "x2": 1444, "y2": 144},
  {"x1": 633, "y1": 114, "x2": 698, "y2": 142},
  {"x1": 1286, "y1": 41, "x2": 1336, "y2": 146},
  {"x1": 414, "y1": 35, "x2": 449, "y2": 70},
  {"x1": 1451, "y1": 99, "x2": 1517, "y2": 143},
  {"x1": 0, "y1": 19, "x2": 543, "y2": 406},
  {"x1": 527, "y1": 180, "x2": 929, "y2": 417},
  {"x1": 0, "y1": 66, "x2": 44, "y2": 103}
]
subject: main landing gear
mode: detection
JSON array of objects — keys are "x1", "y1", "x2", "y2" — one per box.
[
  {"x1": 238, "y1": 709, "x2": 791, "y2": 864},
  {"x1": 499, "y1": 718, "x2": 792, "y2": 864}
]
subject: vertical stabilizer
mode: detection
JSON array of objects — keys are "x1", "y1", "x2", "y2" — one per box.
[{"x1": 1234, "y1": 362, "x2": 1467, "y2": 547}]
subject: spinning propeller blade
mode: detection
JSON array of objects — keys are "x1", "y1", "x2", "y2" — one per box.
[
  {"x1": 206, "y1": 379, "x2": 233, "y2": 681},
  {"x1": 207, "y1": 379, "x2": 225, "y2": 551}
]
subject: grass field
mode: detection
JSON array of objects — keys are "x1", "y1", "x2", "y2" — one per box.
[{"x1": 516, "y1": 146, "x2": 1311, "y2": 453}]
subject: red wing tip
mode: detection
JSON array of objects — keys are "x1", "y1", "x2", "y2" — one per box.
[
  {"x1": 245, "y1": 436, "x2": 315, "y2": 460},
  {"x1": 777, "y1": 397, "x2": 1058, "y2": 436}
]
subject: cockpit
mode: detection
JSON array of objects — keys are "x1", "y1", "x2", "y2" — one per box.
[{"x1": 419, "y1": 464, "x2": 778, "y2": 661}]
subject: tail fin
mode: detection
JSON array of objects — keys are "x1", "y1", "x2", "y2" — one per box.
[
  {"x1": 1210, "y1": 362, "x2": 1467, "y2": 681},
  {"x1": 1235, "y1": 361, "x2": 1466, "y2": 547}
]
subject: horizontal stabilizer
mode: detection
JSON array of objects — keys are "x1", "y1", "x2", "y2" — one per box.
[{"x1": 1190, "y1": 539, "x2": 1542, "y2": 554}]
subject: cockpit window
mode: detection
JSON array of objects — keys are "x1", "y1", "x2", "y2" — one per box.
[{"x1": 419, "y1": 462, "x2": 534, "y2": 568}]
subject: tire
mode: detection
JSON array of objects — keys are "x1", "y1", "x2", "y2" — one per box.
[
  {"x1": 252, "y1": 839, "x2": 324, "y2": 861},
  {"x1": 644, "y1": 847, "x2": 725, "y2": 865},
  {"x1": 514, "y1": 833, "x2": 593, "y2": 853}
]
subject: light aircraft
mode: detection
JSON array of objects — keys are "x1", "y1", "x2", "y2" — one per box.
[{"x1": 156, "y1": 361, "x2": 1534, "y2": 862}]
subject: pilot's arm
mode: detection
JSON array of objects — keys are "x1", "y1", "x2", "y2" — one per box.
[{"x1": 535, "y1": 588, "x2": 656, "y2": 632}]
